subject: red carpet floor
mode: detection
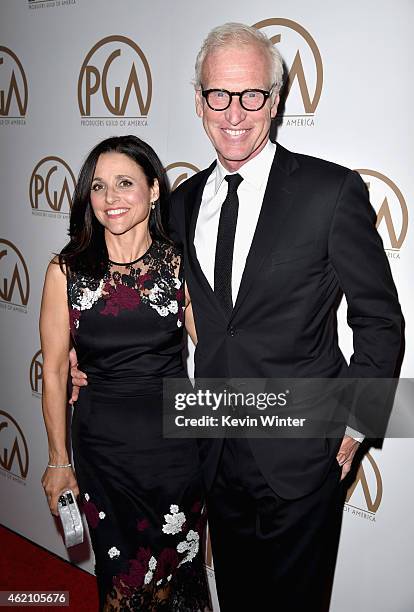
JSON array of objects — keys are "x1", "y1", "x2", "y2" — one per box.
[{"x1": 0, "y1": 524, "x2": 99, "y2": 611}]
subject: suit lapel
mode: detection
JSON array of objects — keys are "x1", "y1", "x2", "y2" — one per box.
[
  {"x1": 188, "y1": 161, "x2": 216, "y2": 247},
  {"x1": 184, "y1": 162, "x2": 224, "y2": 309},
  {"x1": 231, "y1": 145, "x2": 299, "y2": 319}
]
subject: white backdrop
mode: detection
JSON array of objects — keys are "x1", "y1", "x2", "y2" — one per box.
[{"x1": 0, "y1": 1, "x2": 413, "y2": 610}]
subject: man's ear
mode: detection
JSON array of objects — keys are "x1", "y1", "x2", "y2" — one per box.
[
  {"x1": 270, "y1": 94, "x2": 280, "y2": 119},
  {"x1": 195, "y1": 89, "x2": 204, "y2": 118}
]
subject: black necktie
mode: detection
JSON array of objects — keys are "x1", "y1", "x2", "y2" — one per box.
[{"x1": 214, "y1": 173, "x2": 243, "y2": 316}]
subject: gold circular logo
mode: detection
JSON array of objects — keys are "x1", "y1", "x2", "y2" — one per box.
[
  {"x1": 0, "y1": 239, "x2": 30, "y2": 306},
  {"x1": 0, "y1": 46, "x2": 28, "y2": 117},
  {"x1": 165, "y1": 162, "x2": 200, "y2": 191},
  {"x1": 253, "y1": 18, "x2": 323, "y2": 116},
  {"x1": 355, "y1": 169, "x2": 408, "y2": 251},
  {"x1": 78, "y1": 35, "x2": 152, "y2": 117},
  {"x1": 30, "y1": 349, "x2": 43, "y2": 396},
  {"x1": 29, "y1": 156, "x2": 76, "y2": 213},
  {"x1": 0, "y1": 410, "x2": 29, "y2": 479},
  {"x1": 346, "y1": 452, "x2": 383, "y2": 514}
]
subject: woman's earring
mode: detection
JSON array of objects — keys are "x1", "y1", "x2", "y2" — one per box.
[{"x1": 150, "y1": 201, "x2": 156, "y2": 210}]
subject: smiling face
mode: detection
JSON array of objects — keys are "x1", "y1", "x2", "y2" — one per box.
[
  {"x1": 195, "y1": 43, "x2": 279, "y2": 172},
  {"x1": 90, "y1": 152, "x2": 159, "y2": 236}
]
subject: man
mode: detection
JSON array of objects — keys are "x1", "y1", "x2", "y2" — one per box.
[
  {"x1": 72, "y1": 23, "x2": 402, "y2": 611},
  {"x1": 167, "y1": 22, "x2": 402, "y2": 611}
]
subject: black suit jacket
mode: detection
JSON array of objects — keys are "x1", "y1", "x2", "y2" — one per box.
[{"x1": 170, "y1": 144, "x2": 403, "y2": 498}]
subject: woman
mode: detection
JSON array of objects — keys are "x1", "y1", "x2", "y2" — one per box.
[{"x1": 40, "y1": 135, "x2": 209, "y2": 611}]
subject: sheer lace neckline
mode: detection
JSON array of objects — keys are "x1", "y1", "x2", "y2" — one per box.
[{"x1": 108, "y1": 241, "x2": 154, "y2": 266}]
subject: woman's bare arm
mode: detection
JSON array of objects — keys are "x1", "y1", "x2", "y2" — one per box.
[{"x1": 39, "y1": 260, "x2": 78, "y2": 515}]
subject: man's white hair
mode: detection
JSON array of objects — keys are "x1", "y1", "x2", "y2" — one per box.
[{"x1": 194, "y1": 22, "x2": 284, "y2": 97}]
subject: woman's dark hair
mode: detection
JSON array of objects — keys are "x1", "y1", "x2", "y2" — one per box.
[{"x1": 59, "y1": 135, "x2": 171, "y2": 278}]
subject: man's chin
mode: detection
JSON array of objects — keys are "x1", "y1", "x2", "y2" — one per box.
[{"x1": 217, "y1": 147, "x2": 262, "y2": 169}]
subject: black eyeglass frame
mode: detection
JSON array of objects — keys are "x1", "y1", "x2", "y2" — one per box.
[{"x1": 201, "y1": 88, "x2": 273, "y2": 111}]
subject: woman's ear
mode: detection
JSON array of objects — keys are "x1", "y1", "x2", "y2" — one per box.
[{"x1": 151, "y1": 178, "x2": 160, "y2": 203}]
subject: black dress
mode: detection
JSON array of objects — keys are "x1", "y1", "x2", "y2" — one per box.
[{"x1": 68, "y1": 241, "x2": 209, "y2": 611}]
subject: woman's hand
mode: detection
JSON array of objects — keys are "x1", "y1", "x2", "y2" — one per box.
[{"x1": 41, "y1": 466, "x2": 79, "y2": 516}]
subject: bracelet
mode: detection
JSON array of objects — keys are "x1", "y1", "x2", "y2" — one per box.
[{"x1": 47, "y1": 462, "x2": 72, "y2": 468}]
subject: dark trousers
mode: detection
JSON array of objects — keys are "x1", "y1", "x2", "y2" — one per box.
[{"x1": 207, "y1": 438, "x2": 346, "y2": 612}]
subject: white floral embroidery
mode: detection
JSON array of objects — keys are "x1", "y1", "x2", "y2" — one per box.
[
  {"x1": 177, "y1": 530, "x2": 200, "y2": 566},
  {"x1": 77, "y1": 280, "x2": 104, "y2": 311},
  {"x1": 156, "y1": 579, "x2": 162, "y2": 586},
  {"x1": 167, "y1": 574, "x2": 172, "y2": 582},
  {"x1": 177, "y1": 319, "x2": 183, "y2": 328},
  {"x1": 148, "y1": 556, "x2": 157, "y2": 571},
  {"x1": 148, "y1": 283, "x2": 180, "y2": 318},
  {"x1": 99, "y1": 511, "x2": 106, "y2": 519},
  {"x1": 148, "y1": 284, "x2": 163, "y2": 302},
  {"x1": 84, "y1": 493, "x2": 90, "y2": 501},
  {"x1": 151, "y1": 304, "x2": 167, "y2": 316},
  {"x1": 108, "y1": 546, "x2": 120, "y2": 559},
  {"x1": 144, "y1": 570, "x2": 153, "y2": 585},
  {"x1": 70, "y1": 279, "x2": 104, "y2": 329},
  {"x1": 150, "y1": 301, "x2": 179, "y2": 317},
  {"x1": 169, "y1": 300, "x2": 179, "y2": 314},
  {"x1": 162, "y1": 504, "x2": 186, "y2": 535}
]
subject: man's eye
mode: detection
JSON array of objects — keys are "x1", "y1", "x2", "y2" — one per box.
[{"x1": 216, "y1": 92, "x2": 226, "y2": 98}]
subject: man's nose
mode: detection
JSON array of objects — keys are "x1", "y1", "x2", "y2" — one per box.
[{"x1": 224, "y1": 95, "x2": 246, "y2": 125}]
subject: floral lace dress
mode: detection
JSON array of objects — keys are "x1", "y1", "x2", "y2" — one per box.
[{"x1": 68, "y1": 241, "x2": 209, "y2": 611}]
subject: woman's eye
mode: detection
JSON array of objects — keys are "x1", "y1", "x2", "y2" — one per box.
[
  {"x1": 119, "y1": 179, "x2": 132, "y2": 188},
  {"x1": 91, "y1": 183, "x2": 103, "y2": 191}
]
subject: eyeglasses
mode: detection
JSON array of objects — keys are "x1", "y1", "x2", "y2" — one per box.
[{"x1": 201, "y1": 88, "x2": 273, "y2": 111}]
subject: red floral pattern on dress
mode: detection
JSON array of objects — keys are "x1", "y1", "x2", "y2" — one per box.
[
  {"x1": 154, "y1": 548, "x2": 179, "y2": 582},
  {"x1": 137, "y1": 518, "x2": 150, "y2": 532},
  {"x1": 176, "y1": 287, "x2": 184, "y2": 303},
  {"x1": 100, "y1": 282, "x2": 141, "y2": 317},
  {"x1": 191, "y1": 500, "x2": 202, "y2": 514},
  {"x1": 83, "y1": 500, "x2": 100, "y2": 529},
  {"x1": 176, "y1": 287, "x2": 185, "y2": 325},
  {"x1": 113, "y1": 546, "x2": 152, "y2": 596},
  {"x1": 69, "y1": 308, "x2": 81, "y2": 333},
  {"x1": 138, "y1": 272, "x2": 152, "y2": 288}
]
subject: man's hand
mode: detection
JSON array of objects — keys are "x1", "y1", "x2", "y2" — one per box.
[
  {"x1": 336, "y1": 435, "x2": 360, "y2": 480},
  {"x1": 69, "y1": 348, "x2": 87, "y2": 404}
]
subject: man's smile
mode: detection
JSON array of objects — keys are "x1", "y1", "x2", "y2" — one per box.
[{"x1": 222, "y1": 128, "x2": 249, "y2": 137}]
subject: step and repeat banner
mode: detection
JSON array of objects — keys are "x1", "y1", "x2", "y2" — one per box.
[{"x1": 0, "y1": 1, "x2": 413, "y2": 610}]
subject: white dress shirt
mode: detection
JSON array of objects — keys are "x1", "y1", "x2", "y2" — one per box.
[
  {"x1": 193, "y1": 138, "x2": 363, "y2": 444},
  {"x1": 194, "y1": 140, "x2": 276, "y2": 304}
]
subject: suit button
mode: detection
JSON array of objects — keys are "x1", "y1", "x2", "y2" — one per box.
[{"x1": 228, "y1": 327, "x2": 236, "y2": 337}]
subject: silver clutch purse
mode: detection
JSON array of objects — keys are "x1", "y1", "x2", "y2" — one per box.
[{"x1": 57, "y1": 489, "x2": 84, "y2": 547}]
